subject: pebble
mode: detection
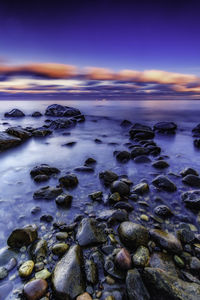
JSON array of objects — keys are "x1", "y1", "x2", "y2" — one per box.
[{"x1": 19, "y1": 260, "x2": 34, "y2": 277}]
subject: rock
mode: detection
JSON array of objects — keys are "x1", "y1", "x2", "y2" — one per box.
[
  {"x1": 153, "y1": 121, "x2": 177, "y2": 133},
  {"x1": 84, "y1": 157, "x2": 97, "y2": 165},
  {"x1": 182, "y1": 174, "x2": 200, "y2": 187},
  {"x1": 32, "y1": 111, "x2": 42, "y2": 117},
  {"x1": 49, "y1": 118, "x2": 75, "y2": 130},
  {"x1": 23, "y1": 279, "x2": 48, "y2": 300},
  {"x1": 85, "y1": 260, "x2": 98, "y2": 284},
  {"x1": 6, "y1": 127, "x2": 31, "y2": 140},
  {"x1": 152, "y1": 175, "x2": 177, "y2": 192},
  {"x1": 120, "y1": 119, "x2": 132, "y2": 127},
  {"x1": 143, "y1": 267, "x2": 200, "y2": 300},
  {"x1": 31, "y1": 206, "x2": 41, "y2": 214},
  {"x1": 152, "y1": 160, "x2": 169, "y2": 169},
  {"x1": 76, "y1": 218, "x2": 106, "y2": 246},
  {"x1": 4, "y1": 108, "x2": 25, "y2": 117},
  {"x1": 59, "y1": 173, "x2": 79, "y2": 188},
  {"x1": 190, "y1": 257, "x2": 200, "y2": 271},
  {"x1": 52, "y1": 245, "x2": 85, "y2": 299},
  {"x1": 62, "y1": 141, "x2": 77, "y2": 147},
  {"x1": 154, "y1": 205, "x2": 173, "y2": 218},
  {"x1": 99, "y1": 170, "x2": 119, "y2": 186},
  {"x1": 104, "y1": 257, "x2": 126, "y2": 280},
  {"x1": 30, "y1": 239, "x2": 47, "y2": 262},
  {"x1": 89, "y1": 191, "x2": 103, "y2": 201},
  {"x1": 129, "y1": 123, "x2": 154, "y2": 140},
  {"x1": 56, "y1": 232, "x2": 68, "y2": 240},
  {"x1": 74, "y1": 166, "x2": 94, "y2": 172},
  {"x1": 118, "y1": 221, "x2": 149, "y2": 249},
  {"x1": 52, "y1": 243, "x2": 69, "y2": 256},
  {"x1": 132, "y1": 182, "x2": 149, "y2": 194},
  {"x1": 30, "y1": 164, "x2": 60, "y2": 177},
  {"x1": 181, "y1": 190, "x2": 200, "y2": 209},
  {"x1": 32, "y1": 128, "x2": 52, "y2": 137},
  {"x1": 113, "y1": 201, "x2": 133, "y2": 212},
  {"x1": 130, "y1": 147, "x2": 149, "y2": 158},
  {"x1": 110, "y1": 180, "x2": 130, "y2": 196},
  {"x1": 45, "y1": 104, "x2": 81, "y2": 117},
  {"x1": 180, "y1": 167, "x2": 199, "y2": 177},
  {"x1": 126, "y1": 269, "x2": 150, "y2": 300},
  {"x1": 55, "y1": 193, "x2": 73, "y2": 207},
  {"x1": 115, "y1": 248, "x2": 132, "y2": 270},
  {"x1": 7, "y1": 225, "x2": 37, "y2": 248},
  {"x1": 40, "y1": 214, "x2": 53, "y2": 223},
  {"x1": 132, "y1": 246, "x2": 150, "y2": 267},
  {"x1": 35, "y1": 268, "x2": 51, "y2": 280},
  {"x1": 0, "y1": 132, "x2": 21, "y2": 151},
  {"x1": 177, "y1": 224, "x2": 195, "y2": 244},
  {"x1": 19, "y1": 260, "x2": 34, "y2": 277},
  {"x1": 194, "y1": 139, "x2": 200, "y2": 148},
  {"x1": 109, "y1": 192, "x2": 121, "y2": 203},
  {"x1": 149, "y1": 252, "x2": 178, "y2": 276},
  {"x1": 150, "y1": 229, "x2": 182, "y2": 253},
  {"x1": 0, "y1": 267, "x2": 8, "y2": 280},
  {"x1": 77, "y1": 293, "x2": 92, "y2": 300},
  {"x1": 33, "y1": 186, "x2": 63, "y2": 200},
  {"x1": 192, "y1": 124, "x2": 200, "y2": 136},
  {"x1": 97, "y1": 209, "x2": 128, "y2": 223},
  {"x1": 34, "y1": 174, "x2": 50, "y2": 182},
  {"x1": 116, "y1": 151, "x2": 131, "y2": 163},
  {"x1": 134, "y1": 155, "x2": 151, "y2": 163},
  {"x1": 0, "y1": 247, "x2": 18, "y2": 266},
  {"x1": 174, "y1": 255, "x2": 185, "y2": 268},
  {"x1": 6, "y1": 257, "x2": 17, "y2": 271}
]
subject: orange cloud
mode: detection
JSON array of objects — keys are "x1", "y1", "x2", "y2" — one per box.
[{"x1": 85, "y1": 67, "x2": 116, "y2": 80}]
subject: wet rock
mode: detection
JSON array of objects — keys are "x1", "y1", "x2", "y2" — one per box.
[
  {"x1": 132, "y1": 246, "x2": 150, "y2": 267},
  {"x1": 182, "y1": 174, "x2": 200, "y2": 187},
  {"x1": 115, "y1": 248, "x2": 132, "y2": 270},
  {"x1": 6, "y1": 257, "x2": 17, "y2": 271},
  {"x1": 30, "y1": 164, "x2": 60, "y2": 177},
  {"x1": 126, "y1": 269, "x2": 150, "y2": 300},
  {"x1": 32, "y1": 128, "x2": 52, "y2": 137},
  {"x1": 6, "y1": 126, "x2": 31, "y2": 140},
  {"x1": 59, "y1": 173, "x2": 79, "y2": 188},
  {"x1": 30, "y1": 239, "x2": 47, "y2": 262},
  {"x1": 154, "y1": 121, "x2": 177, "y2": 133},
  {"x1": 190, "y1": 257, "x2": 200, "y2": 271},
  {"x1": 55, "y1": 193, "x2": 73, "y2": 207},
  {"x1": 49, "y1": 118, "x2": 75, "y2": 130},
  {"x1": 129, "y1": 123, "x2": 154, "y2": 140},
  {"x1": 32, "y1": 111, "x2": 42, "y2": 117},
  {"x1": 23, "y1": 279, "x2": 48, "y2": 300},
  {"x1": 89, "y1": 191, "x2": 103, "y2": 201},
  {"x1": 134, "y1": 155, "x2": 151, "y2": 163},
  {"x1": 110, "y1": 180, "x2": 130, "y2": 196},
  {"x1": 143, "y1": 267, "x2": 200, "y2": 300},
  {"x1": 118, "y1": 221, "x2": 149, "y2": 249},
  {"x1": 181, "y1": 190, "x2": 200, "y2": 209},
  {"x1": 76, "y1": 218, "x2": 106, "y2": 246},
  {"x1": 34, "y1": 174, "x2": 50, "y2": 182},
  {"x1": 19, "y1": 260, "x2": 34, "y2": 277},
  {"x1": 152, "y1": 175, "x2": 177, "y2": 192},
  {"x1": 94, "y1": 138, "x2": 102, "y2": 143},
  {"x1": 194, "y1": 139, "x2": 200, "y2": 148},
  {"x1": 177, "y1": 225, "x2": 195, "y2": 244},
  {"x1": 52, "y1": 243, "x2": 69, "y2": 256},
  {"x1": 152, "y1": 160, "x2": 169, "y2": 169},
  {"x1": 154, "y1": 205, "x2": 173, "y2": 218},
  {"x1": 45, "y1": 104, "x2": 81, "y2": 117},
  {"x1": 192, "y1": 124, "x2": 200, "y2": 136},
  {"x1": 84, "y1": 157, "x2": 97, "y2": 166},
  {"x1": 40, "y1": 214, "x2": 53, "y2": 223},
  {"x1": 33, "y1": 186, "x2": 63, "y2": 200},
  {"x1": 98, "y1": 209, "x2": 128, "y2": 223},
  {"x1": 130, "y1": 146, "x2": 149, "y2": 158},
  {"x1": 56, "y1": 232, "x2": 68, "y2": 240},
  {"x1": 149, "y1": 252, "x2": 178, "y2": 276},
  {"x1": 132, "y1": 182, "x2": 149, "y2": 194},
  {"x1": 4, "y1": 108, "x2": 25, "y2": 117},
  {"x1": 35, "y1": 268, "x2": 51, "y2": 280},
  {"x1": 0, "y1": 132, "x2": 21, "y2": 151},
  {"x1": 180, "y1": 167, "x2": 199, "y2": 177},
  {"x1": 74, "y1": 166, "x2": 94, "y2": 172},
  {"x1": 113, "y1": 201, "x2": 134, "y2": 212},
  {"x1": 7, "y1": 225, "x2": 37, "y2": 248},
  {"x1": 174, "y1": 255, "x2": 185, "y2": 268},
  {"x1": 109, "y1": 192, "x2": 121, "y2": 203},
  {"x1": 85, "y1": 259, "x2": 98, "y2": 284},
  {"x1": 77, "y1": 293, "x2": 92, "y2": 300},
  {"x1": 0, "y1": 266, "x2": 8, "y2": 280},
  {"x1": 120, "y1": 119, "x2": 132, "y2": 127},
  {"x1": 52, "y1": 245, "x2": 85, "y2": 299},
  {"x1": 99, "y1": 170, "x2": 119, "y2": 186},
  {"x1": 150, "y1": 229, "x2": 182, "y2": 253},
  {"x1": 116, "y1": 151, "x2": 131, "y2": 163},
  {"x1": 104, "y1": 257, "x2": 126, "y2": 280}
]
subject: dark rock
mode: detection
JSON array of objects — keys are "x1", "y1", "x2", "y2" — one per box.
[
  {"x1": 33, "y1": 186, "x2": 63, "y2": 200},
  {"x1": 152, "y1": 175, "x2": 177, "y2": 192},
  {"x1": 154, "y1": 205, "x2": 173, "y2": 218},
  {"x1": 132, "y1": 182, "x2": 149, "y2": 194},
  {"x1": 115, "y1": 248, "x2": 132, "y2": 270},
  {"x1": 85, "y1": 260, "x2": 98, "y2": 284},
  {"x1": 99, "y1": 170, "x2": 118, "y2": 186},
  {"x1": 31, "y1": 206, "x2": 41, "y2": 215},
  {"x1": 94, "y1": 138, "x2": 102, "y2": 144},
  {"x1": 116, "y1": 151, "x2": 131, "y2": 163},
  {"x1": 130, "y1": 146, "x2": 149, "y2": 158},
  {"x1": 52, "y1": 245, "x2": 85, "y2": 299},
  {"x1": 84, "y1": 157, "x2": 97, "y2": 166},
  {"x1": 97, "y1": 209, "x2": 128, "y2": 223},
  {"x1": 23, "y1": 279, "x2": 48, "y2": 300},
  {"x1": 30, "y1": 164, "x2": 60, "y2": 177},
  {"x1": 113, "y1": 201, "x2": 134, "y2": 212},
  {"x1": 7, "y1": 225, "x2": 37, "y2": 248},
  {"x1": 132, "y1": 246, "x2": 150, "y2": 267},
  {"x1": 194, "y1": 139, "x2": 200, "y2": 148},
  {"x1": 55, "y1": 193, "x2": 73, "y2": 207},
  {"x1": 62, "y1": 141, "x2": 76, "y2": 147},
  {"x1": 182, "y1": 174, "x2": 200, "y2": 187},
  {"x1": 134, "y1": 155, "x2": 151, "y2": 163},
  {"x1": 181, "y1": 190, "x2": 200, "y2": 209},
  {"x1": 192, "y1": 124, "x2": 200, "y2": 137},
  {"x1": 190, "y1": 257, "x2": 200, "y2": 271},
  {"x1": 0, "y1": 266, "x2": 8, "y2": 280},
  {"x1": 177, "y1": 225, "x2": 195, "y2": 244},
  {"x1": 118, "y1": 221, "x2": 149, "y2": 249},
  {"x1": 59, "y1": 173, "x2": 79, "y2": 188},
  {"x1": 110, "y1": 180, "x2": 130, "y2": 196},
  {"x1": 76, "y1": 218, "x2": 106, "y2": 246},
  {"x1": 45, "y1": 104, "x2": 81, "y2": 117},
  {"x1": 150, "y1": 229, "x2": 182, "y2": 253},
  {"x1": 149, "y1": 252, "x2": 178, "y2": 276},
  {"x1": 89, "y1": 191, "x2": 103, "y2": 201},
  {"x1": 32, "y1": 128, "x2": 52, "y2": 137},
  {"x1": 126, "y1": 269, "x2": 150, "y2": 300},
  {"x1": 32, "y1": 111, "x2": 42, "y2": 117},
  {"x1": 74, "y1": 166, "x2": 94, "y2": 172},
  {"x1": 120, "y1": 119, "x2": 132, "y2": 127},
  {"x1": 0, "y1": 132, "x2": 21, "y2": 151},
  {"x1": 4, "y1": 109, "x2": 25, "y2": 118},
  {"x1": 180, "y1": 167, "x2": 199, "y2": 177},
  {"x1": 152, "y1": 160, "x2": 169, "y2": 169},
  {"x1": 40, "y1": 214, "x2": 53, "y2": 223},
  {"x1": 104, "y1": 257, "x2": 126, "y2": 280},
  {"x1": 154, "y1": 121, "x2": 177, "y2": 133},
  {"x1": 30, "y1": 239, "x2": 47, "y2": 262},
  {"x1": 6, "y1": 127, "x2": 31, "y2": 140},
  {"x1": 129, "y1": 123, "x2": 154, "y2": 140},
  {"x1": 49, "y1": 118, "x2": 75, "y2": 130}
]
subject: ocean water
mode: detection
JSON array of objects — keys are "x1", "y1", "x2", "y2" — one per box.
[{"x1": 0, "y1": 99, "x2": 200, "y2": 298}]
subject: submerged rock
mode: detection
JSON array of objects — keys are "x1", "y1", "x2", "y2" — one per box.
[
  {"x1": 152, "y1": 160, "x2": 169, "y2": 169},
  {"x1": 74, "y1": 166, "x2": 94, "y2": 172},
  {"x1": 180, "y1": 167, "x2": 199, "y2": 177},
  {"x1": 4, "y1": 108, "x2": 25, "y2": 118},
  {"x1": 30, "y1": 164, "x2": 60, "y2": 177},
  {"x1": 45, "y1": 104, "x2": 81, "y2": 117},
  {"x1": 52, "y1": 245, "x2": 85, "y2": 299},
  {"x1": 154, "y1": 121, "x2": 177, "y2": 133},
  {"x1": 154, "y1": 205, "x2": 173, "y2": 218},
  {"x1": 33, "y1": 186, "x2": 63, "y2": 200},
  {"x1": 129, "y1": 123, "x2": 154, "y2": 140},
  {"x1": 7, "y1": 225, "x2": 37, "y2": 248},
  {"x1": 181, "y1": 190, "x2": 200, "y2": 209},
  {"x1": 31, "y1": 111, "x2": 42, "y2": 117},
  {"x1": 150, "y1": 229, "x2": 182, "y2": 253},
  {"x1": 152, "y1": 175, "x2": 177, "y2": 192},
  {"x1": 99, "y1": 170, "x2": 119, "y2": 186},
  {"x1": 59, "y1": 173, "x2": 79, "y2": 188},
  {"x1": 115, "y1": 151, "x2": 131, "y2": 163},
  {"x1": 182, "y1": 174, "x2": 200, "y2": 187}
]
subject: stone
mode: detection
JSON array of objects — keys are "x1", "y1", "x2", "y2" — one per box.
[
  {"x1": 0, "y1": 132, "x2": 21, "y2": 151},
  {"x1": 49, "y1": 118, "x2": 75, "y2": 130},
  {"x1": 52, "y1": 243, "x2": 69, "y2": 256},
  {"x1": 153, "y1": 121, "x2": 177, "y2": 133},
  {"x1": 97, "y1": 209, "x2": 128, "y2": 223},
  {"x1": 6, "y1": 257, "x2": 17, "y2": 271},
  {"x1": 134, "y1": 155, "x2": 151, "y2": 163},
  {"x1": 130, "y1": 147, "x2": 149, "y2": 158},
  {"x1": 76, "y1": 218, "x2": 106, "y2": 246},
  {"x1": 74, "y1": 166, "x2": 94, "y2": 172},
  {"x1": 4, "y1": 108, "x2": 25, "y2": 117},
  {"x1": 99, "y1": 170, "x2": 119, "y2": 186},
  {"x1": 110, "y1": 180, "x2": 130, "y2": 196},
  {"x1": 32, "y1": 128, "x2": 52, "y2": 137},
  {"x1": 55, "y1": 193, "x2": 73, "y2": 207},
  {"x1": 132, "y1": 182, "x2": 149, "y2": 194},
  {"x1": 0, "y1": 267, "x2": 8, "y2": 280},
  {"x1": 19, "y1": 260, "x2": 34, "y2": 277},
  {"x1": 180, "y1": 167, "x2": 199, "y2": 177},
  {"x1": 109, "y1": 192, "x2": 121, "y2": 203},
  {"x1": 30, "y1": 164, "x2": 60, "y2": 177},
  {"x1": 126, "y1": 269, "x2": 150, "y2": 300},
  {"x1": 30, "y1": 239, "x2": 47, "y2": 262},
  {"x1": 6, "y1": 127, "x2": 32, "y2": 140},
  {"x1": 84, "y1": 157, "x2": 97, "y2": 165},
  {"x1": 182, "y1": 175, "x2": 200, "y2": 187},
  {"x1": 34, "y1": 174, "x2": 49, "y2": 182},
  {"x1": 150, "y1": 229, "x2": 182, "y2": 253},
  {"x1": 40, "y1": 214, "x2": 53, "y2": 223},
  {"x1": 120, "y1": 119, "x2": 132, "y2": 127},
  {"x1": 7, "y1": 225, "x2": 37, "y2": 248},
  {"x1": 118, "y1": 221, "x2": 149, "y2": 249},
  {"x1": 190, "y1": 257, "x2": 200, "y2": 271},
  {"x1": 129, "y1": 123, "x2": 154, "y2": 140},
  {"x1": 181, "y1": 190, "x2": 200, "y2": 209},
  {"x1": 154, "y1": 205, "x2": 173, "y2": 218},
  {"x1": 45, "y1": 104, "x2": 81, "y2": 117},
  {"x1": 194, "y1": 139, "x2": 200, "y2": 148},
  {"x1": 116, "y1": 151, "x2": 131, "y2": 163},
  {"x1": 113, "y1": 201, "x2": 134, "y2": 212},
  {"x1": 115, "y1": 248, "x2": 132, "y2": 270},
  {"x1": 174, "y1": 255, "x2": 185, "y2": 268},
  {"x1": 56, "y1": 232, "x2": 68, "y2": 240},
  {"x1": 152, "y1": 175, "x2": 177, "y2": 192},
  {"x1": 52, "y1": 245, "x2": 85, "y2": 299},
  {"x1": 35, "y1": 268, "x2": 51, "y2": 280},
  {"x1": 32, "y1": 111, "x2": 43, "y2": 117},
  {"x1": 85, "y1": 260, "x2": 98, "y2": 284},
  {"x1": 132, "y1": 246, "x2": 150, "y2": 267},
  {"x1": 152, "y1": 160, "x2": 169, "y2": 169},
  {"x1": 77, "y1": 293, "x2": 92, "y2": 300},
  {"x1": 59, "y1": 173, "x2": 79, "y2": 188},
  {"x1": 33, "y1": 186, "x2": 63, "y2": 200},
  {"x1": 23, "y1": 279, "x2": 48, "y2": 300},
  {"x1": 149, "y1": 252, "x2": 178, "y2": 276},
  {"x1": 140, "y1": 214, "x2": 149, "y2": 221}
]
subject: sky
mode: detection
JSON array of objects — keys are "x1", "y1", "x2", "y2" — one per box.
[{"x1": 0, "y1": 0, "x2": 200, "y2": 100}]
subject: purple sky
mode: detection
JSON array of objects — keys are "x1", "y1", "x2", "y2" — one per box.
[{"x1": 0, "y1": 0, "x2": 200, "y2": 100}]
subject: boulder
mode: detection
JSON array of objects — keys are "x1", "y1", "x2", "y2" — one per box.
[
  {"x1": 99, "y1": 170, "x2": 118, "y2": 186},
  {"x1": 181, "y1": 190, "x2": 200, "y2": 209},
  {"x1": 30, "y1": 164, "x2": 60, "y2": 177},
  {"x1": 32, "y1": 111, "x2": 42, "y2": 117},
  {"x1": 111, "y1": 180, "x2": 130, "y2": 196},
  {"x1": 129, "y1": 123, "x2": 154, "y2": 140},
  {"x1": 4, "y1": 108, "x2": 25, "y2": 117},
  {"x1": 0, "y1": 132, "x2": 21, "y2": 151},
  {"x1": 23, "y1": 279, "x2": 48, "y2": 300},
  {"x1": 33, "y1": 186, "x2": 63, "y2": 200},
  {"x1": 182, "y1": 174, "x2": 200, "y2": 187},
  {"x1": 59, "y1": 173, "x2": 79, "y2": 188},
  {"x1": 6, "y1": 127, "x2": 31, "y2": 140},
  {"x1": 45, "y1": 104, "x2": 81, "y2": 117},
  {"x1": 154, "y1": 121, "x2": 177, "y2": 133},
  {"x1": 7, "y1": 225, "x2": 37, "y2": 248},
  {"x1": 152, "y1": 175, "x2": 177, "y2": 192}
]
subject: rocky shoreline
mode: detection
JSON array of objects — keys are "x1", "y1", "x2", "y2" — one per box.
[{"x1": 1, "y1": 104, "x2": 200, "y2": 299}]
